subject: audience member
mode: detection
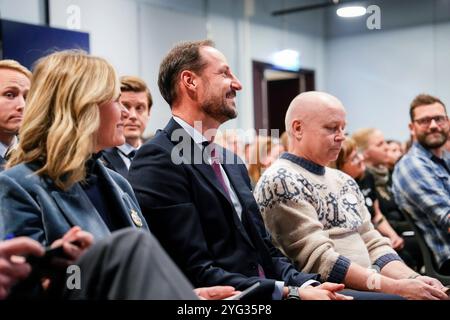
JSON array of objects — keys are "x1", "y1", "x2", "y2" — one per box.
[
  {"x1": 332, "y1": 137, "x2": 404, "y2": 251},
  {"x1": 254, "y1": 91, "x2": 447, "y2": 300},
  {"x1": 332, "y1": 138, "x2": 423, "y2": 270},
  {"x1": 248, "y1": 136, "x2": 285, "y2": 187},
  {"x1": 101, "y1": 76, "x2": 152, "y2": 177},
  {"x1": 0, "y1": 50, "x2": 236, "y2": 300},
  {"x1": 129, "y1": 40, "x2": 354, "y2": 300},
  {"x1": 0, "y1": 60, "x2": 31, "y2": 171},
  {"x1": 0, "y1": 50, "x2": 149, "y2": 244},
  {"x1": 393, "y1": 94, "x2": 450, "y2": 275},
  {"x1": 386, "y1": 140, "x2": 404, "y2": 169},
  {"x1": 352, "y1": 128, "x2": 407, "y2": 229}
]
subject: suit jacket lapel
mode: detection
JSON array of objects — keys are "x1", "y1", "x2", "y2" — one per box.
[
  {"x1": 164, "y1": 119, "x2": 233, "y2": 205},
  {"x1": 101, "y1": 148, "x2": 128, "y2": 177},
  {"x1": 97, "y1": 161, "x2": 148, "y2": 229},
  {"x1": 51, "y1": 184, "x2": 111, "y2": 239},
  {"x1": 164, "y1": 119, "x2": 256, "y2": 248},
  {"x1": 51, "y1": 160, "x2": 148, "y2": 238}
]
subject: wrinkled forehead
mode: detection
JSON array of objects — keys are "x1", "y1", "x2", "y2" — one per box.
[{"x1": 0, "y1": 68, "x2": 31, "y2": 88}]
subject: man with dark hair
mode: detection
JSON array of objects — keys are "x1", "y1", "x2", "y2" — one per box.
[
  {"x1": 393, "y1": 93, "x2": 450, "y2": 275},
  {"x1": 409, "y1": 94, "x2": 446, "y2": 123},
  {"x1": 101, "y1": 76, "x2": 152, "y2": 177},
  {"x1": 127, "y1": 40, "x2": 394, "y2": 300}
]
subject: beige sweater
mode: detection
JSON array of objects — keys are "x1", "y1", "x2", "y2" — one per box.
[{"x1": 254, "y1": 154, "x2": 398, "y2": 282}]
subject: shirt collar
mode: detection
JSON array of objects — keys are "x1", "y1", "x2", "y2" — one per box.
[
  {"x1": 412, "y1": 141, "x2": 448, "y2": 160},
  {"x1": 117, "y1": 142, "x2": 137, "y2": 156},
  {"x1": 0, "y1": 136, "x2": 17, "y2": 158},
  {"x1": 173, "y1": 116, "x2": 209, "y2": 145},
  {"x1": 281, "y1": 152, "x2": 326, "y2": 175}
]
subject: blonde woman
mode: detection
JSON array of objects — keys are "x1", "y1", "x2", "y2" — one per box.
[
  {"x1": 0, "y1": 51, "x2": 240, "y2": 300},
  {"x1": 0, "y1": 50, "x2": 149, "y2": 247},
  {"x1": 332, "y1": 138, "x2": 404, "y2": 250}
]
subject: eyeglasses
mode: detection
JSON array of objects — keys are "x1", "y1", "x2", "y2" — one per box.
[{"x1": 413, "y1": 115, "x2": 448, "y2": 127}]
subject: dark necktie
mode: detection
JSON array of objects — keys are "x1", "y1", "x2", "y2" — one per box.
[
  {"x1": 203, "y1": 142, "x2": 266, "y2": 278},
  {"x1": 4, "y1": 144, "x2": 14, "y2": 161},
  {"x1": 209, "y1": 146, "x2": 231, "y2": 199},
  {"x1": 119, "y1": 148, "x2": 136, "y2": 161},
  {"x1": 127, "y1": 149, "x2": 136, "y2": 161}
]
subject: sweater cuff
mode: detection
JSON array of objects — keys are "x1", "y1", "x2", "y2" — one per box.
[
  {"x1": 373, "y1": 253, "x2": 403, "y2": 270},
  {"x1": 327, "y1": 255, "x2": 351, "y2": 283}
]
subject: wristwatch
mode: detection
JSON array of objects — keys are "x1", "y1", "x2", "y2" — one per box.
[{"x1": 286, "y1": 286, "x2": 301, "y2": 300}]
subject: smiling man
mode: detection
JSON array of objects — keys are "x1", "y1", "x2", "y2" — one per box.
[
  {"x1": 0, "y1": 60, "x2": 31, "y2": 171},
  {"x1": 101, "y1": 76, "x2": 152, "y2": 177},
  {"x1": 253, "y1": 91, "x2": 447, "y2": 300},
  {"x1": 127, "y1": 40, "x2": 361, "y2": 300},
  {"x1": 393, "y1": 94, "x2": 450, "y2": 275}
]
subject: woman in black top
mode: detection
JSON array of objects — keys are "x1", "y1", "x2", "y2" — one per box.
[{"x1": 332, "y1": 138, "x2": 404, "y2": 250}]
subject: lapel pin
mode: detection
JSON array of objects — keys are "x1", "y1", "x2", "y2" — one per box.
[{"x1": 130, "y1": 209, "x2": 143, "y2": 227}]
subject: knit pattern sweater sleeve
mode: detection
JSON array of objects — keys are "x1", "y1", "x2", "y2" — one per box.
[{"x1": 254, "y1": 157, "x2": 398, "y2": 282}]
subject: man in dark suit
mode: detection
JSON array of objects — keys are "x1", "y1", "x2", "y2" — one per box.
[
  {"x1": 128, "y1": 40, "x2": 354, "y2": 300},
  {"x1": 0, "y1": 60, "x2": 31, "y2": 171},
  {"x1": 101, "y1": 76, "x2": 152, "y2": 177}
]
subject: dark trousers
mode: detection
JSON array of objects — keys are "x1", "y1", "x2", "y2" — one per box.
[
  {"x1": 341, "y1": 289, "x2": 404, "y2": 300},
  {"x1": 439, "y1": 260, "x2": 450, "y2": 275},
  {"x1": 63, "y1": 228, "x2": 198, "y2": 300}
]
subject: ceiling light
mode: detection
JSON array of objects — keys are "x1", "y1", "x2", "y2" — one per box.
[
  {"x1": 272, "y1": 49, "x2": 300, "y2": 71},
  {"x1": 336, "y1": 6, "x2": 366, "y2": 18}
]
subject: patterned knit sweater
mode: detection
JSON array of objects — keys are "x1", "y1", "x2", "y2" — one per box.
[{"x1": 254, "y1": 153, "x2": 400, "y2": 283}]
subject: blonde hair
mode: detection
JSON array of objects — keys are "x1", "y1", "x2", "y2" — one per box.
[
  {"x1": 7, "y1": 50, "x2": 119, "y2": 190},
  {"x1": 248, "y1": 136, "x2": 274, "y2": 184},
  {"x1": 352, "y1": 128, "x2": 377, "y2": 152},
  {"x1": 0, "y1": 59, "x2": 32, "y2": 80}
]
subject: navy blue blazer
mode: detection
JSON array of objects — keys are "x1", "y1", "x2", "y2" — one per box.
[
  {"x1": 128, "y1": 118, "x2": 319, "y2": 300},
  {"x1": 0, "y1": 160, "x2": 148, "y2": 246},
  {"x1": 100, "y1": 147, "x2": 128, "y2": 178}
]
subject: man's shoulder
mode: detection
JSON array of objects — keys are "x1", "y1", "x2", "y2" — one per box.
[
  {"x1": 254, "y1": 159, "x2": 312, "y2": 203},
  {"x1": 262, "y1": 158, "x2": 295, "y2": 176},
  {"x1": 395, "y1": 147, "x2": 432, "y2": 174},
  {"x1": 135, "y1": 130, "x2": 176, "y2": 160}
]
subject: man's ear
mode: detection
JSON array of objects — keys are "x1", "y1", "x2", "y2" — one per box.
[
  {"x1": 408, "y1": 122, "x2": 416, "y2": 139},
  {"x1": 292, "y1": 119, "x2": 303, "y2": 140},
  {"x1": 180, "y1": 70, "x2": 198, "y2": 92}
]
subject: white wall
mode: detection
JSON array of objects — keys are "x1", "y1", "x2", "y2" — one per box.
[
  {"x1": 1, "y1": 0, "x2": 327, "y2": 135},
  {"x1": 5, "y1": 0, "x2": 450, "y2": 141},
  {"x1": 42, "y1": 0, "x2": 326, "y2": 135},
  {"x1": 138, "y1": 1, "x2": 207, "y2": 133},
  {"x1": 324, "y1": 0, "x2": 450, "y2": 141},
  {"x1": 325, "y1": 21, "x2": 450, "y2": 141},
  {"x1": 0, "y1": 0, "x2": 45, "y2": 24},
  {"x1": 49, "y1": 0, "x2": 140, "y2": 76}
]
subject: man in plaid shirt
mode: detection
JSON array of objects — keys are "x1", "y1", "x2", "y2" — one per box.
[{"x1": 393, "y1": 94, "x2": 450, "y2": 275}]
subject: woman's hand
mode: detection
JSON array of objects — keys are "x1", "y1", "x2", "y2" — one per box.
[{"x1": 50, "y1": 226, "x2": 94, "y2": 263}]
